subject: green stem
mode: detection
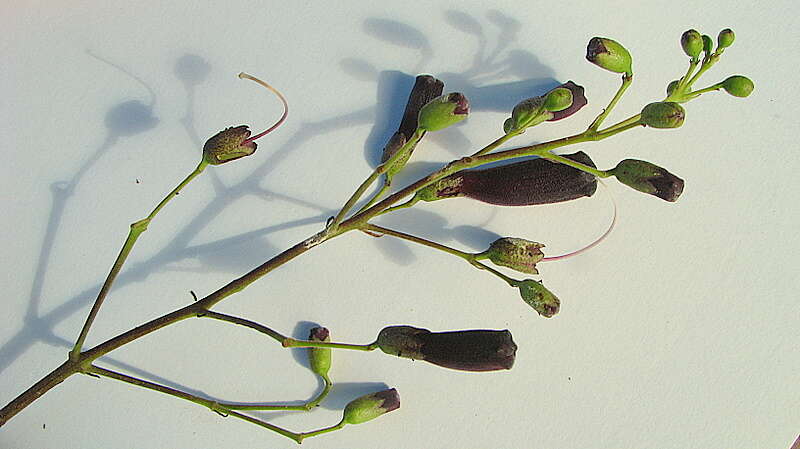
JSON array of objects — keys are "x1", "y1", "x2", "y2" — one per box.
[
  {"x1": 588, "y1": 73, "x2": 633, "y2": 131},
  {"x1": 282, "y1": 338, "x2": 378, "y2": 351},
  {"x1": 685, "y1": 54, "x2": 720, "y2": 90},
  {"x1": 355, "y1": 181, "x2": 391, "y2": 215},
  {"x1": 299, "y1": 421, "x2": 346, "y2": 440},
  {"x1": 200, "y1": 310, "x2": 287, "y2": 344},
  {"x1": 364, "y1": 224, "x2": 517, "y2": 287},
  {"x1": 596, "y1": 115, "x2": 643, "y2": 137},
  {"x1": 70, "y1": 161, "x2": 208, "y2": 359},
  {"x1": 675, "y1": 58, "x2": 700, "y2": 94},
  {"x1": 539, "y1": 153, "x2": 613, "y2": 178},
  {"x1": 88, "y1": 365, "x2": 305, "y2": 443},
  {"x1": 688, "y1": 83, "x2": 724, "y2": 96},
  {"x1": 330, "y1": 129, "x2": 423, "y2": 230},
  {"x1": 470, "y1": 131, "x2": 517, "y2": 157}
]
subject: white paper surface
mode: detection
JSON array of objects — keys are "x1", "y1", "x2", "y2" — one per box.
[{"x1": 2, "y1": 1, "x2": 798, "y2": 448}]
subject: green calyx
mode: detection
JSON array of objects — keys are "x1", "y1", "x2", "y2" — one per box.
[
  {"x1": 543, "y1": 87, "x2": 573, "y2": 112},
  {"x1": 516, "y1": 279, "x2": 560, "y2": 318},
  {"x1": 586, "y1": 37, "x2": 633, "y2": 75},
  {"x1": 641, "y1": 102, "x2": 685, "y2": 128},
  {"x1": 417, "y1": 93, "x2": 470, "y2": 132},
  {"x1": 342, "y1": 389, "x2": 401, "y2": 425},
  {"x1": 307, "y1": 327, "x2": 332, "y2": 377},
  {"x1": 718, "y1": 28, "x2": 735, "y2": 49},
  {"x1": 476, "y1": 238, "x2": 545, "y2": 275},
  {"x1": 721, "y1": 75, "x2": 754, "y2": 98},
  {"x1": 202, "y1": 125, "x2": 258, "y2": 165}
]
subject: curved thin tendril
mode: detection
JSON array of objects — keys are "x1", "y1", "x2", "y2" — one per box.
[
  {"x1": 541, "y1": 180, "x2": 617, "y2": 262},
  {"x1": 237, "y1": 72, "x2": 289, "y2": 144}
]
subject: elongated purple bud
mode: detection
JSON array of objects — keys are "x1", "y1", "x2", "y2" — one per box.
[
  {"x1": 376, "y1": 325, "x2": 517, "y2": 371},
  {"x1": 416, "y1": 152, "x2": 597, "y2": 206}
]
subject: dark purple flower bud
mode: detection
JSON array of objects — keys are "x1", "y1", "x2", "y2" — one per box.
[
  {"x1": 547, "y1": 81, "x2": 588, "y2": 121},
  {"x1": 307, "y1": 327, "x2": 331, "y2": 377},
  {"x1": 415, "y1": 151, "x2": 597, "y2": 206},
  {"x1": 376, "y1": 325, "x2": 517, "y2": 371},
  {"x1": 611, "y1": 159, "x2": 685, "y2": 202},
  {"x1": 202, "y1": 125, "x2": 258, "y2": 165},
  {"x1": 342, "y1": 388, "x2": 400, "y2": 425}
]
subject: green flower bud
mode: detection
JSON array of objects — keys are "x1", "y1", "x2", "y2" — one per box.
[
  {"x1": 681, "y1": 29, "x2": 703, "y2": 58},
  {"x1": 721, "y1": 75, "x2": 754, "y2": 98},
  {"x1": 717, "y1": 28, "x2": 735, "y2": 49},
  {"x1": 342, "y1": 388, "x2": 400, "y2": 425},
  {"x1": 307, "y1": 327, "x2": 331, "y2": 378},
  {"x1": 543, "y1": 87, "x2": 573, "y2": 112},
  {"x1": 548, "y1": 81, "x2": 588, "y2": 121},
  {"x1": 503, "y1": 117, "x2": 514, "y2": 134},
  {"x1": 702, "y1": 35, "x2": 714, "y2": 56},
  {"x1": 517, "y1": 280, "x2": 560, "y2": 318},
  {"x1": 510, "y1": 96, "x2": 546, "y2": 130},
  {"x1": 476, "y1": 238, "x2": 545, "y2": 275},
  {"x1": 666, "y1": 80, "x2": 680, "y2": 96},
  {"x1": 586, "y1": 37, "x2": 633, "y2": 74},
  {"x1": 611, "y1": 159, "x2": 685, "y2": 202},
  {"x1": 417, "y1": 92, "x2": 469, "y2": 132},
  {"x1": 202, "y1": 125, "x2": 257, "y2": 165},
  {"x1": 641, "y1": 102, "x2": 685, "y2": 129}
]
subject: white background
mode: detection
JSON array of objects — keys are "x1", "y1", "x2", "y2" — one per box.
[{"x1": 2, "y1": 1, "x2": 798, "y2": 448}]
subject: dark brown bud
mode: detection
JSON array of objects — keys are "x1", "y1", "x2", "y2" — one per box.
[
  {"x1": 376, "y1": 325, "x2": 517, "y2": 371},
  {"x1": 416, "y1": 151, "x2": 597, "y2": 206}
]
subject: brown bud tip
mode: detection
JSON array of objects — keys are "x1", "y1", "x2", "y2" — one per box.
[
  {"x1": 309, "y1": 327, "x2": 330, "y2": 341},
  {"x1": 202, "y1": 125, "x2": 257, "y2": 165}
]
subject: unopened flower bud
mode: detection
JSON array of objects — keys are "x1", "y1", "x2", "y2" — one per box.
[
  {"x1": 510, "y1": 96, "x2": 546, "y2": 130},
  {"x1": 417, "y1": 93, "x2": 469, "y2": 132},
  {"x1": 202, "y1": 125, "x2": 257, "y2": 165},
  {"x1": 342, "y1": 388, "x2": 400, "y2": 425},
  {"x1": 307, "y1": 327, "x2": 331, "y2": 378},
  {"x1": 666, "y1": 80, "x2": 680, "y2": 96},
  {"x1": 476, "y1": 238, "x2": 544, "y2": 275},
  {"x1": 415, "y1": 151, "x2": 597, "y2": 206},
  {"x1": 543, "y1": 87, "x2": 572, "y2": 112},
  {"x1": 721, "y1": 75, "x2": 754, "y2": 98},
  {"x1": 702, "y1": 35, "x2": 714, "y2": 56},
  {"x1": 641, "y1": 102, "x2": 685, "y2": 129},
  {"x1": 717, "y1": 28, "x2": 735, "y2": 49},
  {"x1": 376, "y1": 326, "x2": 517, "y2": 371},
  {"x1": 517, "y1": 280, "x2": 560, "y2": 318},
  {"x1": 503, "y1": 117, "x2": 514, "y2": 134},
  {"x1": 611, "y1": 159, "x2": 685, "y2": 202},
  {"x1": 547, "y1": 81, "x2": 588, "y2": 121},
  {"x1": 586, "y1": 37, "x2": 633, "y2": 74},
  {"x1": 681, "y1": 29, "x2": 703, "y2": 58}
]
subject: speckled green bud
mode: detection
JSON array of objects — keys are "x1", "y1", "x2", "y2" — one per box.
[
  {"x1": 717, "y1": 28, "x2": 735, "y2": 49},
  {"x1": 586, "y1": 37, "x2": 633, "y2": 74},
  {"x1": 307, "y1": 327, "x2": 331, "y2": 378},
  {"x1": 681, "y1": 29, "x2": 703, "y2": 58},
  {"x1": 517, "y1": 280, "x2": 560, "y2": 318},
  {"x1": 417, "y1": 93, "x2": 469, "y2": 132},
  {"x1": 666, "y1": 80, "x2": 680, "y2": 96},
  {"x1": 477, "y1": 238, "x2": 545, "y2": 275},
  {"x1": 342, "y1": 389, "x2": 400, "y2": 425},
  {"x1": 202, "y1": 125, "x2": 257, "y2": 165},
  {"x1": 641, "y1": 102, "x2": 685, "y2": 129},
  {"x1": 611, "y1": 159, "x2": 685, "y2": 202},
  {"x1": 721, "y1": 75, "x2": 754, "y2": 98}
]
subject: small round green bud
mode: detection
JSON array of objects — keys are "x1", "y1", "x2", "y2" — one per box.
[
  {"x1": 202, "y1": 126, "x2": 257, "y2": 165},
  {"x1": 611, "y1": 159, "x2": 685, "y2": 202},
  {"x1": 503, "y1": 117, "x2": 514, "y2": 134},
  {"x1": 681, "y1": 29, "x2": 703, "y2": 58},
  {"x1": 477, "y1": 238, "x2": 545, "y2": 275},
  {"x1": 666, "y1": 80, "x2": 680, "y2": 96},
  {"x1": 543, "y1": 87, "x2": 573, "y2": 112},
  {"x1": 641, "y1": 102, "x2": 685, "y2": 129},
  {"x1": 517, "y1": 280, "x2": 560, "y2": 318},
  {"x1": 510, "y1": 96, "x2": 546, "y2": 130},
  {"x1": 417, "y1": 92, "x2": 469, "y2": 132},
  {"x1": 702, "y1": 35, "x2": 714, "y2": 55},
  {"x1": 586, "y1": 37, "x2": 633, "y2": 74},
  {"x1": 342, "y1": 389, "x2": 400, "y2": 425},
  {"x1": 717, "y1": 28, "x2": 735, "y2": 49},
  {"x1": 721, "y1": 75, "x2": 754, "y2": 98},
  {"x1": 307, "y1": 327, "x2": 331, "y2": 378}
]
